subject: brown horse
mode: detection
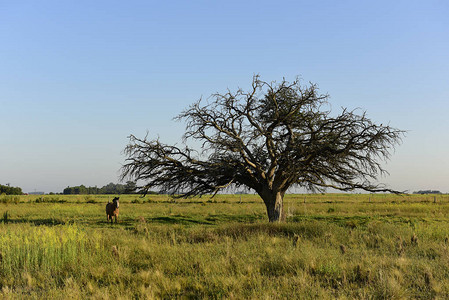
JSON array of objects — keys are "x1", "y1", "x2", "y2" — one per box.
[{"x1": 106, "y1": 197, "x2": 119, "y2": 224}]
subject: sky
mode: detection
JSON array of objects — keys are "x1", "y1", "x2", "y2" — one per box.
[{"x1": 1, "y1": 0, "x2": 448, "y2": 194}]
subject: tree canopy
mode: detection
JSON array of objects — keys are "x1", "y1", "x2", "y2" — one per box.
[{"x1": 121, "y1": 75, "x2": 404, "y2": 221}]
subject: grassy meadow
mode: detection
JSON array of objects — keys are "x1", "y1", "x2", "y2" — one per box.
[{"x1": 1, "y1": 193, "x2": 449, "y2": 299}]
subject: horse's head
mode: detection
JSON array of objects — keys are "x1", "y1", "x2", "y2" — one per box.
[{"x1": 113, "y1": 197, "x2": 120, "y2": 208}]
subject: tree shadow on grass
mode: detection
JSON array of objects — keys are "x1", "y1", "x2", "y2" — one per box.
[
  {"x1": 205, "y1": 214, "x2": 265, "y2": 223},
  {"x1": 148, "y1": 216, "x2": 215, "y2": 225},
  {"x1": 5, "y1": 217, "x2": 133, "y2": 228},
  {"x1": 3, "y1": 218, "x2": 68, "y2": 226},
  {"x1": 289, "y1": 215, "x2": 373, "y2": 228}
]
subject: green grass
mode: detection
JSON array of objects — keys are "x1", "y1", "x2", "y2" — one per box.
[{"x1": 0, "y1": 193, "x2": 449, "y2": 298}]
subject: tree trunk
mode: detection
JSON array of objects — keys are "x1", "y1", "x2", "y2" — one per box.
[{"x1": 261, "y1": 190, "x2": 286, "y2": 222}]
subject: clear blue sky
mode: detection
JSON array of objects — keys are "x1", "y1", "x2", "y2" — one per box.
[{"x1": 1, "y1": 0, "x2": 448, "y2": 193}]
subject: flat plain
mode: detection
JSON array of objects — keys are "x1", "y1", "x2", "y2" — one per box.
[{"x1": 1, "y1": 193, "x2": 449, "y2": 299}]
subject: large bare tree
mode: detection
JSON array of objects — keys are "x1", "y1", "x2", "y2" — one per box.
[{"x1": 121, "y1": 76, "x2": 404, "y2": 222}]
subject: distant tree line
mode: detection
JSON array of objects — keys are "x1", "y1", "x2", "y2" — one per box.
[
  {"x1": 63, "y1": 182, "x2": 138, "y2": 195},
  {"x1": 0, "y1": 184, "x2": 23, "y2": 195},
  {"x1": 413, "y1": 190, "x2": 442, "y2": 194}
]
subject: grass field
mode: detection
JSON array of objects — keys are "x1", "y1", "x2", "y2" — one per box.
[{"x1": 1, "y1": 193, "x2": 449, "y2": 299}]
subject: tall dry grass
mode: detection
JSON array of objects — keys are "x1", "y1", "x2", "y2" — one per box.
[{"x1": 0, "y1": 193, "x2": 448, "y2": 298}]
